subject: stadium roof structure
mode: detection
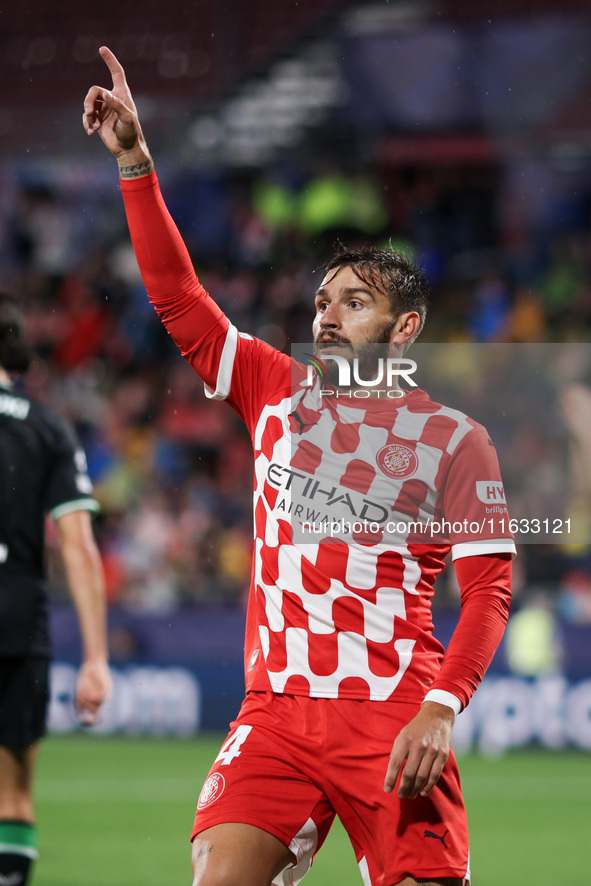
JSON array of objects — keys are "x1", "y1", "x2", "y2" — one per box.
[
  {"x1": 1, "y1": 0, "x2": 591, "y2": 164},
  {"x1": 0, "y1": 0, "x2": 356, "y2": 159}
]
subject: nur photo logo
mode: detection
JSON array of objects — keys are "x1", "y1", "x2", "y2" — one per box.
[{"x1": 302, "y1": 351, "x2": 418, "y2": 397}]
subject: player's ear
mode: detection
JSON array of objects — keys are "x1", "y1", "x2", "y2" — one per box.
[{"x1": 389, "y1": 311, "x2": 420, "y2": 345}]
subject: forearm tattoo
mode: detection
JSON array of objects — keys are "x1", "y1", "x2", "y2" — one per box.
[{"x1": 118, "y1": 159, "x2": 154, "y2": 179}]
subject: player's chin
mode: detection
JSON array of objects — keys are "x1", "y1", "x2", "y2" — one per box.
[{"x1": 315, "y1": 341, "x2": 352, "y2": 354}]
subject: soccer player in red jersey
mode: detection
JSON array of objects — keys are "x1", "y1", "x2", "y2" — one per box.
[{"x1": 83, "y1": 48, "x2": 514, "y2": 886}]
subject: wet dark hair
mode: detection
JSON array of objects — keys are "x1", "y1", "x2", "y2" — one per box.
[
  {"x1": 0, "y1": 292, "x2": 32, "y2": 373},
  {"x1": 322, "y1": 245, "x2": 429, "y2": 341}
]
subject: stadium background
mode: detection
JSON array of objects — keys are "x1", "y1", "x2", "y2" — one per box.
[{"x1": 1, "y1": 0, "x2": 591, "y2": 883}]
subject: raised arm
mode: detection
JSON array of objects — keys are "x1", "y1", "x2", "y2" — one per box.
[
  {"x1": 82, "y1": 46, "x2": 154, "y2": 179},
  {"x1": 82, "y1": 49, "x2": 286, "y2": 427}
]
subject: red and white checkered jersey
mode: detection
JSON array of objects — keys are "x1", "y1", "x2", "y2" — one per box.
[
  {"x1": 210, "y1": 337, "x2": 514, "y2": 702},
  {"x1": 120, "y1": 172, "x2": 515, "y2": 706}
]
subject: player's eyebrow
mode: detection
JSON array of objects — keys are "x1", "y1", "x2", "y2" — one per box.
[{"x1": 314, "y1": 285, "x2": 377, "y2": 303}]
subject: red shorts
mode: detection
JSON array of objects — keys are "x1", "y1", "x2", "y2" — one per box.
[{"x1": 192, "y1": 692, "x2": 470, "y2": 886}]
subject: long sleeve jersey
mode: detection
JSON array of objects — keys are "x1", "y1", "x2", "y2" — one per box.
[{"x1": 120, "y1": 172, "x2": 514, "y2": 711}]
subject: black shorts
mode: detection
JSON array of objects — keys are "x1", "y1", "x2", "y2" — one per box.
[{"x1": 0, "y1": 657, "x2": 50, "y2": 747}]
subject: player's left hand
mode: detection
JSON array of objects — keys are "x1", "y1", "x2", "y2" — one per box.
[
  {"x1": 75, "y1": 660, "x2": 112, "y2": 726},
  {"x1": 384, "y1": 701, "x2": 455, "y2": 799}
]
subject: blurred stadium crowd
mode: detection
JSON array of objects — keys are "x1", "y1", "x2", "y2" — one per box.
[
  {"x1": 1, "y1": 153, "x2": 590, "y2": 631},
  {"x1": 1, "y1": 2, "x2": 591, "y2": 661}
]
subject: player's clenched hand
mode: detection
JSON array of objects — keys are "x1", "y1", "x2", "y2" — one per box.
[
  {"x1": 82, "y1": 46, "x2": 150, "y2": 166},
  {"x1": 384, "y1": 701, "x2": 455, "y2": 799},
  {"x1": 75, "y1": 660, "x2": 112, "y2": 726}
]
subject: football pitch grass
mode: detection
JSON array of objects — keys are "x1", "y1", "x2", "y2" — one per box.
[{"x1": 33, "y1": 735, "x2": 591, "y2": 885}]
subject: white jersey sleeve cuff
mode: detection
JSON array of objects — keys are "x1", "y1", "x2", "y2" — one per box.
[
  {"x1": 423, "y1": 689, "x2": 462, "y2": 715},
  {"x1": 204, "y1": 323, "x2": 238, "y2": 401},
  {"x1": 451, "y1": 539, "x2": 516, "y2": 560},
  {"x1": 50, "y1": 498, "x2": 100, "y2": 521}
]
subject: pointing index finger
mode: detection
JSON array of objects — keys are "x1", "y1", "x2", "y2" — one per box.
[{"x1": 99, "y1": 45, "x2": 127, "y2": 87}]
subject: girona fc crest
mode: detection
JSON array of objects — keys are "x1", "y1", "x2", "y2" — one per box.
[
  {"x1": 377, "y1": 443, "x2": 418, "y2": 479},
  {"x1": 198, "y1": 772, "x2": 225, "y2": 809}
]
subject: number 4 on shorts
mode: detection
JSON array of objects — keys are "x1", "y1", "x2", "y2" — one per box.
[{"x1": 214, "y1": 724, "x2": 253, "y2": 766}]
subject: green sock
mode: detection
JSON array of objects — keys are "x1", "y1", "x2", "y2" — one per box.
[{"x1": 0, "y1": 820, "x2": 38, "y2": 885}]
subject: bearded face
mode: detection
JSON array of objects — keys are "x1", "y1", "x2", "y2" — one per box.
[{"x1": 313, "y1": 317, "x2": 397, "y2": 390}]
